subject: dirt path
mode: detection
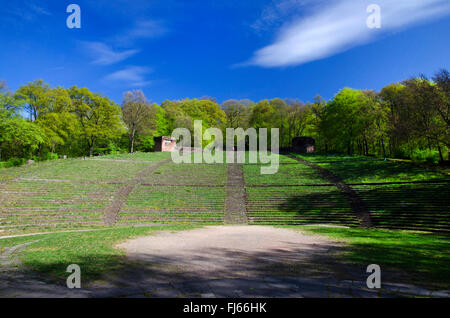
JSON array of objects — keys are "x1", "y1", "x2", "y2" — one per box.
[
  {"x1": 288, "y1": 155, "x2": 372, "y2": 227},
  {"x1": 118, "y1": 226, "x2": 341, "y2": 279},
  {"x1": 103, "y1": 159, "x2": 170, "y2": 225},
  {"x1": 224, "y1": 165, "x2": 248, "y2": 224}
]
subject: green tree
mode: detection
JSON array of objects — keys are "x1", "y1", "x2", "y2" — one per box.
[
  {"x1": 222, "y1": 99, "x2": 253, "y2": 129},
  {"x1": 322, "y1": 88, "x2": 376, "y2": 155},
  {"x1": 69, "y1": 86, "x2": 124, "y2": 156},
  {"x1": 15, "y1": 79, "x2": 50, "y2": 121},
  {"x1": 122, "y1": 90, "x2": 156, "y2": 153}
]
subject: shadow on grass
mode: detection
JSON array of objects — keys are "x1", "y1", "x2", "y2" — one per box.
[
  {"x1": 301, "y1": 227, "x2": 450, "y2": 290},
  {"x1": 354, "y1": 183, "x2": 450, "y2": 232},
  {"x1": 269, "y1": 190, "x2": 357, "y2": 225},
  {"x1": 320, "y1": 160, "x2": 446, "y2": 183},
  {"x1": 0, "y1": 241, "x2": 370, "y2": 297},
  {"x1": 1, "y1": 227, "x2": 448, "y2": 297}
]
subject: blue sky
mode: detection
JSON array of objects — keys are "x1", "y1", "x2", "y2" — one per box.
[{"x1": 1, "y1": 0, "x2": 450, "y2": 105}]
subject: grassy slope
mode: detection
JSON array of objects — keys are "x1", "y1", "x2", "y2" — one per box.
[
  {"x1": 295, "y1": 153, "x2": 446, "y2": 183},
  {"x1": 292, "y1": 154, "x2": 450, "y2": 232}
]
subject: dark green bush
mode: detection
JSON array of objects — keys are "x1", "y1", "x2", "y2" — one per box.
[
  {"x1": 411, "y1": 149, "x2": 440, "y2": 164},
  {"x1": 8, "y1": 157, "x2": 26, "y2": 167}
]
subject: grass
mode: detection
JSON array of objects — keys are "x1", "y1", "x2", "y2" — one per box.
[
  {"x1": 354, "y1": 183, "x2": 450, "y2": 232},
  {"x1": 98, "y1": 152, "x2": 171, "y2": 162},
  {"x1": 119, "y1": 185, "x2": 225, "y2": 225},
  {"x1": 246, "y1": 186, "x2": 358, "y2": 226},
  {"x1": 0, "y1": 180, "x2": 120, "y2": 231},
  {"x1": 295, "y1": 153, "x2": 446, "y2": 183},
  {"x1": 0, "y1": 225, "x2": 197, "y2": 283},
  {"x1": 283, "y1": 226, "x2": 450, "y2": 289},
  {"x1": 244, "y1": 163, "x2": 328, "y2": 185},
  {"x1": 19, "y1": 159, "x2": 151, "y2": 183},
  {"x1": 147, "y1": 163, "x2": 227, "y2": 185},
  {"x1": 1, "y1": 151, "x2": 449, "y2": 233}
]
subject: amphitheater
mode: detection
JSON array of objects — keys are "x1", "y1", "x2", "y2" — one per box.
[{"x1": 0, "y1": 152, "x2": 448, "y2": 233}]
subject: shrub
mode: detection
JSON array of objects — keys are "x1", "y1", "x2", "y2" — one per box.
[
  {"x1": 8, "y1": 157, "x2": 26, "y2": 167},
  {"x1": 0, "y1": 161, "x2": 13, "y2": 169},
  {"x1": 412, "y1": 149, "x2": 440, "y2": 164},
  {"x1": 393, "y1": 146, "x2": 410, "y2": 159},
  {"x1": 47, "y1": 153, "x2": 59, "y2": 160},
  {"x1": 136, "y1": 136, "x2": 155, "y2": 152}
]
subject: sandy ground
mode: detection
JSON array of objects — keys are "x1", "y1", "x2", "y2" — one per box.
[
  {"x1": 2, "y1": 226, "x2": 448, "y2": 297},
  {"x1": 117, "y1": 226, "x2": 346, "y2": 280}
]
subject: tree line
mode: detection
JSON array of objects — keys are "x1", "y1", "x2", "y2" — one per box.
[{"x1": 0, "y1": 69, "x2": 449, "y2": 165}]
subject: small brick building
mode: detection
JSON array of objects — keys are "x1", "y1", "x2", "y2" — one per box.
[
  {"x1": 292, "y1": 137, "x2": 315, "y2": 153},
  {"x1": 154, "y1": 136, "x2": 177, "y2": 152}
]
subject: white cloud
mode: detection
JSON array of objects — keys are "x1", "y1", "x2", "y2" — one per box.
[
  {"x1": 251, "y1": 0, "x2": 319, "y2": 33},
  {"x1": 82, "y1": 42, "x2": 139, "y2": 65},
  {"x1": 114, "y1": 20, "x2": 168, "y2": 45},
  {"x1": 105, "y1": 66, "x2": 152, "y2": 87},
  {"x1": 5, "y1": 1, "x2": 51, "y2": 21},
  {"x1": 27, "y1": 2, "x2": 51, "y2": 16},
  {"x1": 245, "y1": 0, "x2": 450, "y2": 68}
]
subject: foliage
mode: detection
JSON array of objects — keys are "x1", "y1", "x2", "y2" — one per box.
[
  {"x1": 122, "y1": 90, "x2": 156, "y2": 153},
  {"x1": 1, "y1": 69, "x2": 449, "y2": 163},
  {"x1": 411, "y1": 149, "x2": 440, "y2": 164},
  {"x1": 69, "y1": 86, "x2": 124, "y2": 156}
]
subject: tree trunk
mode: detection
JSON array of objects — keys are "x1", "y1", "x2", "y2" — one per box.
[
  {"x1": 381, "y1": 138, "x2": 386, "y2": 158},
  {"x1": 89, "y1": 138, "x2": 95, "y2": 157},
  {"x1": 37, "y1": 143, "x2": 42, "y2": 157},
  {"x1": 130, "y1": 128, "x2": 136, "y2": 153},
  {"x1": 438, "y1": 144, "x2": 444, "y2": 163},
  {"x1": 0, "y1": 142, "x2": 2, "y2": 161}
]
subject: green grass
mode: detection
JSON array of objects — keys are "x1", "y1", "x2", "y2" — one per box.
[
  {"x1": 0, "y1": 226, "x2": 197, "y2": 283},
  {"x1": 244, "y1": 163, "x2": 328, "y2": 185},
  {"x1": 0, "y1": 180, "x2": 120, "y2": 230},
  {"x1": 119, "y1": 185, "x2": 225, "y2": 225},
  {"x1": 146, "y1": 163, "x2": 227, "y2": 185},
  {"x1": 295, "y1": 154, "x2": 446, "y2": 183},
  {"x1": 98, "y1": 152, "x2": 171, "y2": 162},
  {"x1": 246, "y1": 186, "x2": 358, "y2": 226},
  {"x1": 284, "y1": 226, "x2": 450, "y2": 289},
  {"x1": 354, "y1": 183, "x2": 450, "y2": 232},
  {"x1": 295, "y1": 153, "x2": 373, "y2": 163},
  {"x1": 19, "y1": 159, "x2": 152, "y2": 183},
  {"x1": 1, "y1": 152, "x2": 449, "y2": 233},
  {"x1": 0, "y1": 233, "x2": 52, "y2": 248}
]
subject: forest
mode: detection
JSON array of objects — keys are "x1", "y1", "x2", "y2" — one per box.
[{"x1": 0, "y1": 69, "x2": 449, "y2": 167}]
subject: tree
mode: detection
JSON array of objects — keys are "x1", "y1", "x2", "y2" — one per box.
[
  {"x1": 15, "y1": 79, "x2": 50, "y2": 121},
  {"x1": 122, "y1": 90, "x2": 156, "y2": 153},
  {"x1": 0, "y1": 83, "x2": 25, "y2": 160},
  {"x1": 249, "y1": 100, "x2": 275, "y2": 129},
  {"x1": 285, "y1": 100, "x2": 313, "y2": 148},
  {"x1": 153, "y1": 105, "x2": 170, "y2": 137},
  {"x1": 322, "y1": 88, "x2": 377, "y2": 155},
  {"x1": 379, "y1": 83, "x2": 407, "y2": 156},
  {"x1": 35, "y1": 87, "x2": 77, "y2": 154},
  {"x1": 310, "y1": 95, "x2": 328, "y2": 152},
  {"x1": 432, "y1": 69, "x2": 450, "y2": 134},
  {"x1": 401, "y1": 77, "x2": 449, "y2": 161},
  {"x1": 222, "y1": 99, "x2": 252, "y2": 129},
  {"x1": 0, "y1": 117, "x2": 45, "y2": 159},
  {"x1": 69, "y1": 86, "x2": 124, "y2": 156}
]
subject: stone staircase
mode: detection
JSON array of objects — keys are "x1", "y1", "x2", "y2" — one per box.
[{"x1": 224, "y1": 164, "x2": 248, "y2": 225}]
